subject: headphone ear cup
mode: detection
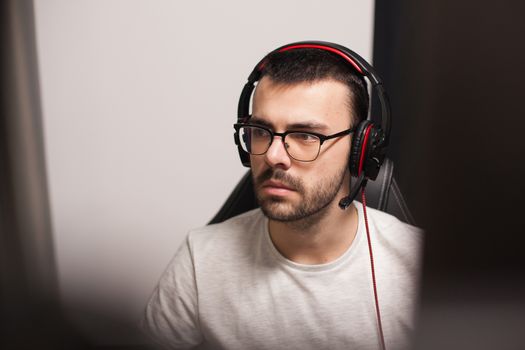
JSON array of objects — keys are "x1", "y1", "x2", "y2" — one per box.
[
  {"x1": 236, "y1": 82, "x2": 256, "y2": 168},
  {"x1": 240, "y1": 151, "x2": 251, "y2": 168},
  {"x1": 234, "y1": 130, "x2": 252, "y2": 168},
  {"x1": 349, "y1": 120, "x2": 372, "y2": 176}
]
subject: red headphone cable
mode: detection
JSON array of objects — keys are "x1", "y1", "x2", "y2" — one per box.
[{"x1": 361, "y1": 187, "x2": 387, "y2": 350}]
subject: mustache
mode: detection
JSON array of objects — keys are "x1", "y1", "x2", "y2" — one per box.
[{"x1": 254, "y1": 168, "x2": 304, "y2": 192}]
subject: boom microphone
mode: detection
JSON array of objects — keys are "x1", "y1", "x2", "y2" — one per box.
[{"x1": 339, "y1": 173, "x2": 367, "y2": 210}]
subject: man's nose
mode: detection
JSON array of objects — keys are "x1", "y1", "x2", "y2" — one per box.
[{"x1": 264, "y1": 136, "x2": 292, "y2": 169}]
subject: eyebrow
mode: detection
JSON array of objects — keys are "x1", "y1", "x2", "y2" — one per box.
[{"x1": 250, "y1": 116, "x2": 329, "y2": 132}]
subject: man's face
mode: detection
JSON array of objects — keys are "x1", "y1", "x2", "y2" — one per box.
[{"x1": 250, "y1": 77, "x2": 353, "y2": 222}]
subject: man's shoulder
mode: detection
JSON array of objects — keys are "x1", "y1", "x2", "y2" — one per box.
[
  {"x1": 185, "y1": 208, "x2": 266, "y2": 256},
  {"x1": 362, "y1": 203, "x2": 422, "y2": 234},
  {"x1": 190, "y1": 208, "x2": 264, "y2": 236},
  {"x1": 358, "y1": 203, "x2": 423, "y2": 250},
  {"x1": 357, "y1": 203, "x2": 423, "y2": 271}
]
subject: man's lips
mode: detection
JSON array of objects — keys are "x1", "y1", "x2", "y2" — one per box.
[
  {"x1": 262, "y1": 180, "x2": 295, "y2": 191},
  {"x1": 260, "y1": 180, "x2": 296, "y2": 196}
]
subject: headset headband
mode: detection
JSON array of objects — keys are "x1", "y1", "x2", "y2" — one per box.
[{"x1": 238, "y1": 41, "x2": 391, "y2": 147}]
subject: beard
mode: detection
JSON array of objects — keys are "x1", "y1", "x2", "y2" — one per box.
[{"x1": 253, "y1": 166, "x2": 347, "y2": 223}]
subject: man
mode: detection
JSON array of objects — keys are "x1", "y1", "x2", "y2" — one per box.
[{"x1": 143, "y1": 43, "x2": 423, "y2": 350}]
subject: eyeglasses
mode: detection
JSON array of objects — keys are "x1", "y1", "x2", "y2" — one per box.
[{"x1": 234, "y1": 123, "x2": 355, "y2": 162}]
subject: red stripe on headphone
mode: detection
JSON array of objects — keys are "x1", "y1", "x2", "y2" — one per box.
[
  {"x1": 358, "y1": 125, "x2": 374, "y2": 176},
  {"x1": 278, "y1": 44, "x2": 364, "y2": 74}
]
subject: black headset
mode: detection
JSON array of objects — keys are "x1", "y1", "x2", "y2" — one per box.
[{"x1": 234, "y1": 41, "x2": 392, "y2": 206}]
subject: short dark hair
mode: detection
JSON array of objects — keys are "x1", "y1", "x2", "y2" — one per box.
[{"x1": 259, "y1": 48, "x2": 369, "y2": 127}]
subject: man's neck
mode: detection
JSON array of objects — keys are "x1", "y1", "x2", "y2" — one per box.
[{"x1": 267, "y1": 201, "x2": 359, "y2": 265}]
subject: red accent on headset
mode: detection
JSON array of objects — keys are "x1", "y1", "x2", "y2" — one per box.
[
  {"x1": 358, "y1": 124, "x2": 374, "y2": 176},
  {"x1": 278, "y1": 44, "x2": 364, "y2": 74},
  {"x1": 258, "y1": 61, "x2": 267, "y2": 71}
]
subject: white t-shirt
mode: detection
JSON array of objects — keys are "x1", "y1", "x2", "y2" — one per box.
[{"x1": 143, "y1": 202, "x2": 423, "y2": 350}]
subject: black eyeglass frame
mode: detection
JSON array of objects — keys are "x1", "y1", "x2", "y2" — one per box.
[{"x1": 233, "y1": 123, "x2": 356, "y2": 162}]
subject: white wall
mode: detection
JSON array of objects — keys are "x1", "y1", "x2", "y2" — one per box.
[{"x1": 34, "y1": 0, "x2": 375, "y2": 344}]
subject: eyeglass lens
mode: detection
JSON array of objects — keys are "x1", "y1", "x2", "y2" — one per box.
[{"x1": 239, "y1": 126, "x2": 321, "y2": 161}]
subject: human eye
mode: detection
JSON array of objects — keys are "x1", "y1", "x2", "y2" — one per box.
[
  {"x1": 289, "y1": 132, "x2": 319, "y2": 144},
  {"x1": 250, "y1": 127, "x2": 268, "y2": 138}
]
